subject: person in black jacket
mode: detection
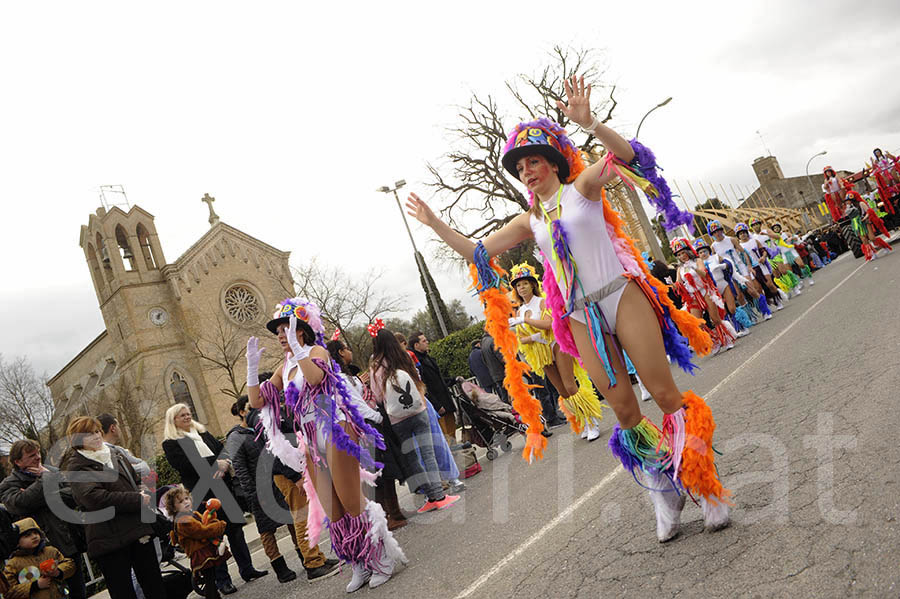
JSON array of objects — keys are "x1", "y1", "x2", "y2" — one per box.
[
  {"x1": 409, "y1": 332, "x2": 457, "y2": 442},
  {"x1": 161, "y1": 404, "x2": 267, "y2": 595},
  {"x1": 0, "y1": 439, "x2": 87, "y2": 599},
  {"x1": 224, "y1": 397, "x2": 339, "y2": 584},
  {"x1": 61, "y1": 417, "x2": 166, "y2": 599},
  {"x1": 479, "y1": 334, "x2": 508, "y2": 403}
]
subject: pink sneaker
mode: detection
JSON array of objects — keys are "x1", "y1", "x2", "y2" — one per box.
[{"x1": 417, "y1": 494, "x2": 460, "y2": 513}]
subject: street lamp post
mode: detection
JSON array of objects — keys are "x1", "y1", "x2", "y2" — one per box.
[
  {"x1": 377, "y1": 180, "x2": 449, "y2": 338},
  {"x1": 627, "y1": 96, "x2": 673, "y2": 262},
  {"x1": 805, "y1": 150, "x2": 827, "y2": 199},
  {"x1": 635, "y1": 97, "x2": 672, "y2": 140}
]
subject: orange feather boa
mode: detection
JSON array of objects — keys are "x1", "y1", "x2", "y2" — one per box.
[{"x1": 469, "y1": 260, "x2": 547, "y2": 461}]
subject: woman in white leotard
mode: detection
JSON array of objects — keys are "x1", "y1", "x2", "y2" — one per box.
[
  {"x1": 246, "y1": 298, "x2": 406, "y2": 592},
  {"x1": 405, "y1": 75, "x2": 731, "y2": 542}
]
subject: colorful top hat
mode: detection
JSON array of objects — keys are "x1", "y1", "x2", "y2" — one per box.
[
  {"x1": 734, "y1": 222, "x2": 750, "y2": 235},
  {"x1": 509, "y1": 262, "x2": 539, "y2": 285},
  {"x1": 706, "y1": 219, "x2": 724, "y2": 235},
  {"x1": 670, "y1": 237, "x2": 694, "y2": 255},
  {"x1": 748, "y1": 217, "x2": 762, "y2": 228},
  {"x1": 692, "y1": 237, "x2": 710, "y2": 252},
  {"x1": 266, "y1": 297, "x2": 325, "y2": 338},
  {"x1": 501, "y1": 118, "x2": 585, "y2": 184}
]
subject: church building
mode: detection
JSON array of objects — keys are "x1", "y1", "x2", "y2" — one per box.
[{"x1": 47, "y1": 195, "x2": 292, "y2": 457}]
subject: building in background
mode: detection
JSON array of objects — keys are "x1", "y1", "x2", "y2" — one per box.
[
  {"x1": 47, "y1": 197, "x2": 292, "y2": 458},
  {"x1": 743, "y1": 155, "x2": 853, "y2": 212}
]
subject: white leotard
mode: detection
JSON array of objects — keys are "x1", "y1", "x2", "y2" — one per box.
[
  {"x1": 518, "y1": 294, "x2": 544, "y2": 320},
  {"x1": 711, "y1": 237, "x2": 752, "y2": 278},
  {"x1": 530, "y1": 184, "x2": 627, "y2": 330}
]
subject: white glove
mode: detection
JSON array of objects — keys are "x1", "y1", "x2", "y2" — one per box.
[
  {"x1": 508, "y1": 316, "x2": 525, "y2": 328},
  {"x1": 528, "y1": 333, "x2": 548, "y2": 344},
  {"x1": 246, "y1": 337, "x2": 265, "y2": 387},
  {"x1": 709, "y1": 261, "x2": 727, "y2": 271},
  {"x1": 287, "y1": 315, "x2": 312, "y2": 361}
]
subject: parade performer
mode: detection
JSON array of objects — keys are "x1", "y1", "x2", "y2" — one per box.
[
  {"x1": 770, "y1": 223, "x2": 815, "y2": 286},
  {"x1": 246, "y1": 298, "x2": 407, "y2": 593},
  {"x1": 735, "y1": 222, "x2": 785, "y2": 310},
  {"x1": 707, "y1": 220, "x2": 773, "y2": 319},
  {"x1": 692, "y1": 237, "x2": 753, "y2": 336},
  {"x1": 407, "y1": 76, "x2": 730, "y2": 542},
  {"x1": 843, "y1": 191, "x2": 892, "y2": 260},
  {"x1": 866, "y1": 149, "x2": 899, "y2": 215},
  {"x1": 751, "y1": 219, "x2": 803, "y2": 295},
  {"x1": 821, "y1": 166, "x2": 844, "y2": 221},
  {"x1": 508, "y1": 262, "x2": 605, "y2": 441},
  {"x1": 672, "y1": 238, "x2": 736, "y2": 353}
]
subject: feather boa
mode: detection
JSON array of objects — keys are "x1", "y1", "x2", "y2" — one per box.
[
  {"x1": 257, "y1": 381, "x2": 327, "y2": 545},
  {"x1": 470, "y1": 245, "x2": 546, "y2": 462}
]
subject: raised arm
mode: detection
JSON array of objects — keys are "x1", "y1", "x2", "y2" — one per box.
[
  {"x1": 405, "y1": 192, "x2": 532, "y2": 262},
  {"x1": 555, "y1": 75, "x2": 634, "y2": 200}
]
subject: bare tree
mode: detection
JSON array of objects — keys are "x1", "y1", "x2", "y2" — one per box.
[
  {"x1": 83, "y1": 372, "x2": 167, "y2": 457},
  {"x1": 288, "y1": 259, "x2": 406, "y2": 365},
  {"x1": 189, "y1": 305, "x2": 277, "y2": 402},
  {"x1": 0, "y1": 355, "x2": 58, "y2": 446},
  {"x1": 427, "y1": 45, "x2": 618, "y2": 241}
]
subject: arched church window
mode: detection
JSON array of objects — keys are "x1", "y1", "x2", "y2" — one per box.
[
  {"x1": 223, "y1": 284, "x2": 261, "y2": 323},
  {"x1": 97, "y1": 232, "x2": 114, "y2": 281},
  {"x1": 136, "y1": 223, "x2": 158, "y2": 270},
  {"x1": 116, "y1": 225, "x2": 136, "y2": 271},
  {"x1": 87, "y1": 243, "x2": 104, "y2": 288},
  {"x1": 170, "y1": 372, "x2": 198, "y2": 418}
]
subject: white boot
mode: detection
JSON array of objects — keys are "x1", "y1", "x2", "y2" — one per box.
[
  {"x1": 636, "y1": 375, "x2": 652, "y2": 401},
  {"x1": 368, "y1": 553, "x2": 395, "y2": 589},
  {"x1": 585, "y1": 418, "x2": 601, "y2": 442},
  {"x1": 346, "y1": 564, "x2": 371, "y2": 593},
  {"x1": 645, "y1": 471, "x2": 685, "y2": 542},
  {"x1": 700, "y1": 496, "x2": 730, "y2": 532}
]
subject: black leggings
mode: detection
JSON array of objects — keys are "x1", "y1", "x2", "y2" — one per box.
[{"x1": 96, "y1": 539, "x2": 166, "y2": 599}]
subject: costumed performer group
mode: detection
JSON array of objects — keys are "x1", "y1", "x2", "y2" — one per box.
[
  {"x1": 246, "y1": 299, "x2": 407, "y2": 593},
  {"x1": 406, "y1": 75, "x2": 730, "y2": 543}
]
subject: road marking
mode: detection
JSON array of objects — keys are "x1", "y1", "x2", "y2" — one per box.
[
  {"x1": 453, "y1": 260, "x2": 866, "y2": 599},
  {"x1": 453, "y1": 466, "x2": 623, "y2": 599}
]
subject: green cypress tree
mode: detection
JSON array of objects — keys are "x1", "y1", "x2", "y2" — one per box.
[{"x1": 415, "y1": 250, "x2": 453, "y2": 338}]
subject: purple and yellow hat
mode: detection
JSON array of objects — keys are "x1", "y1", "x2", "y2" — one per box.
[
  {"x1": 734, "y1": 222, "x2": 750, "y2": 235},
  {"x1": 501, "y1": 118, "x2": 585, "y2": 184},
  {"x1": 266, "y1": 296, "x2": 325, "y2": 340}
]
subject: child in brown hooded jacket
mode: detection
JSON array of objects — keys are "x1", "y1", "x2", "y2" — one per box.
[{"x1": 2, "y1": 518, "x2": 75, "y2": 599}]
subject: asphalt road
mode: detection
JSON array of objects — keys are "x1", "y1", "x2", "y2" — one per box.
[{"x1": 221, "y1": 245, "x2": 900, "y2": 599}]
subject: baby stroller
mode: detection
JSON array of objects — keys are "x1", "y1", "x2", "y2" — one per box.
[{"x1": 454, "y1": 379, "x2": 528, "y2": 460}]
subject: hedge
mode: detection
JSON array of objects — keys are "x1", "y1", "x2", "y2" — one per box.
[
  {"x1": 429, "y1": 321, "x2": 485, "y2": 379},
  {"x1": 153, "y1": 453, "x2": 181, "y2": 487}
]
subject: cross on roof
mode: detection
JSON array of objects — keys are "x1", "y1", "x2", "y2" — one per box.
[{"x1": 201, "y1": 193, "x2": 220, "y2": 226}]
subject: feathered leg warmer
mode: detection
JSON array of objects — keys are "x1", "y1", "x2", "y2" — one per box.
[
  {"x1": 756, "y1": 294, "x2": 772, "y2": 317},
  {"x1": 861, "y1": 243, "x2": 875, "y2": 261},
  {"x1": 330, "y1": 501, "x2": 408, "y2": 574},
  {"x1": 873, "y1": 237, "x2": 893, "y2": 252},
  {"x1": 609, "y1": 397, "x2": 729, "y2": 503}
]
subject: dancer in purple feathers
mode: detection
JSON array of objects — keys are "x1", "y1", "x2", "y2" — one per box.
[{"x1": 247, "y1": 297, "x2": 407, "y2": 593}]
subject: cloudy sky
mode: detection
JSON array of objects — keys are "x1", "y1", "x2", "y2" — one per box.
[{"x1": 2, "y1": 0, "x2": 899, "y2": 377}]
